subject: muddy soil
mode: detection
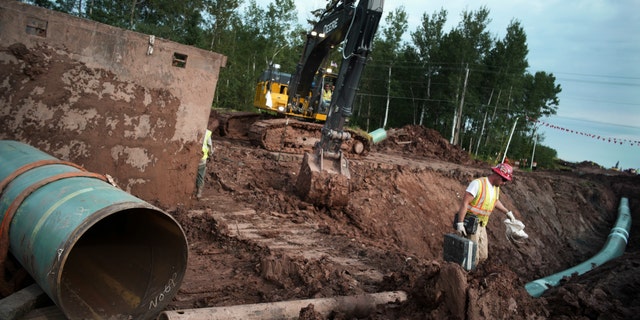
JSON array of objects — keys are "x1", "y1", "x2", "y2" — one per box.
[
  {"x1": 2, "y1": 24, "x2": 638, "y2": 320},
  {"x1": 166, "y1": 117, "x2": 640, "y2": 320}
]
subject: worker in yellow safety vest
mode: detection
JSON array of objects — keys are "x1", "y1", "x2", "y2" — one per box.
[
  {"x1": 455, "y1": 163, "x2": 525, "y2": 265},
  {"x1": 196, "y1": 129, "x2": 213, "y2": 199},
  {"x1": 319, "y1": 83, "x2": 332, "y2": 113}
]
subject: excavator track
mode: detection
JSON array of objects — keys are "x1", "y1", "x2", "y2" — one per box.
[
  {"x1": 248, "y1": 118, "x2": 371, "y2": 157},
  {"x1": 217, "y1": 112, "x2": 264, "y2": 139}
]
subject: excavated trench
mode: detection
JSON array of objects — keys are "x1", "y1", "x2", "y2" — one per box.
[{"x1": 163, "y1": 125, "x2": 640, "y2": 320}]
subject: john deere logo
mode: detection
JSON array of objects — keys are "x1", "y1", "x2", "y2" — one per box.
[{"x1": 324, "y1": 19, "x2": 338, "y2": 34}]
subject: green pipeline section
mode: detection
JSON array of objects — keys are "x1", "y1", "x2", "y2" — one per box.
[
  {"x1": 368, "y1": 128, "x2": 387, "y2": 144},
  {"x1": 0, "y1": 140, "x2": 188, "y2": 319},
  {"x1": 525, "y1": 197, "x2": 631, "y2": 297}
]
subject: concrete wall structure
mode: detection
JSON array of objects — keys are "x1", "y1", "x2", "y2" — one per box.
[{"x1": 0, "y1": 1, "x2": 227, "y2": 208}]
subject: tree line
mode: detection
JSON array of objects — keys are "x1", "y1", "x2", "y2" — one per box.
[{"x1": 22, "y1": 0, "x2": 562, "y2": 168}]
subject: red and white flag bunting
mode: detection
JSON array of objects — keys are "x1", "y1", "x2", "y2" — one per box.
[{"x1": 527, "y1": 117, "x2": 640, "y2": 147}]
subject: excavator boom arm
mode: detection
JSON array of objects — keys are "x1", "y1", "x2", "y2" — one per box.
[
  {"x1": 288, "y1": 0, "x2": 356, "y2": 99},
  {"x1": 295, "y1": 0, "x2": 384, "y2": 207},
  {"x1": 321, "y1": 0, "x2": 383, "y2": 154}
]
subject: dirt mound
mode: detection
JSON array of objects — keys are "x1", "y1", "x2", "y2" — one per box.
[
  {"x1": 373, "y1": 125, "x2": 483, "y2": 166},
  {"x1": 542, "y1": 250, "x2": 640, "y2": 319}
]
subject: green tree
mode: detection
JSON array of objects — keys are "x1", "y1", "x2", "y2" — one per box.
[
  {"x1": 532, "y1": 144, "x2": 557, "y2": 169},
  {"x1": 354, "y1": 6, "x2": 409, "y2": 131},
  {"x1": 84, "y1": 0, "x2": 133, "y2": 29},
  {"x1": 406, "y1": 6, "x2": 561, "y2": 165},
  {"x1": 212, "y1": 0, "x2": 304, "y2": 111},
  {"x1": 202, "y1": 0, "x2": 242, "y2": 50},
  {"x1": 23, "y1": 0, "x2": 57, "y2": 10},
  {"x1": 476, "y1": 20, "x2": 531, "y2": 158},
  {"x1": 410, "y1": 9, "x2": 449, "y2": 132},
  {"x1": 447, "y1": 8, "x2": 493, "y2": 146},
  {"x1": 131, "y1": 0, "x2": 206, "y2": 45}
]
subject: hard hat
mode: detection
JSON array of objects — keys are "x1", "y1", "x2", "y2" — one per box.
[{"x1": 492, "y1": 163, "x2": 513, "y2": 181}]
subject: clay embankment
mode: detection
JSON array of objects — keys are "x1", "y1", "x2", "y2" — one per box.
[{"x1": 168, "y1": 123, "x2": 640, "y2": 319}]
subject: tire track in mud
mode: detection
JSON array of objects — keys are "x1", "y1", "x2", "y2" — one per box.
[{"x1": 191, "y1": 194, "x2": 385, "y2": 289}]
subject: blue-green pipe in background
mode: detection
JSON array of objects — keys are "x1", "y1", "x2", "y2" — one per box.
[
  {"x1": 369, "y1": 128, "x2": 387, "y2": 144},
  {"x1": 525, "y1": 197, "x2": 631, "y2": 297}
]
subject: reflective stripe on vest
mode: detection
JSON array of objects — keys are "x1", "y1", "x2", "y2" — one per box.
[
  {"x1": 201, "y1": 129, "x2": 212, "y2": 161},
  {"x1": 466, "y1": 177, "x2": 499, "y2": 225}
]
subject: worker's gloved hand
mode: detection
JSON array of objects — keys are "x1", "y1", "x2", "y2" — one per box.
[
  {"x1": 504, "y1": 218, "x2": 528, "y2": 240},
  {"x1": 456, "y1": 222, "x2": 467, "y2": 236},
  {"x1": 506, "y1": 211, "x2": 515, "y2": 222}
]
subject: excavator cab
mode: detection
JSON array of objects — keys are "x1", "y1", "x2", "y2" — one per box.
[
  {"x1": 253, "y1": 65, "x2": 336, "y2": 122},
  {"x1": 253, "y1": 67, "x2": 291, "y2": 114}
]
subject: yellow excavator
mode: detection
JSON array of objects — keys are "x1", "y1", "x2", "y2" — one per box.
[
  {"x1": 253, "y1": 65, "x2": 335, "y2": 122},
  {"x1": 248, "y1": 65, "x2": 374, "y2": 157},
  {"x1": 220, "y1": 0, "x2": 385, "y2": 207},
  {"x1": 219, "y1": 65, "x2": 368, "y2": 157}
]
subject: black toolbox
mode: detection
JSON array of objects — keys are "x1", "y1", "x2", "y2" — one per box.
[{"x1": 443, "y1": 233, "x2": 477, "y2": 271}]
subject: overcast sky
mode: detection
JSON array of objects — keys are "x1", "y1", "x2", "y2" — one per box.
[{"x1": 252, "y1": 0, "x2": 640, "y2": 170}]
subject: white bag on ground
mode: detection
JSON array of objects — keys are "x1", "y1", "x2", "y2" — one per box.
[{"x1": 504, "y1": 218, "x2": 528, "y2": 241}]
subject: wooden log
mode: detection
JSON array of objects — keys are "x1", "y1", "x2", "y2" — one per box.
[{"x1": 159, "y1": 291, "x2": 407, "y2": 320}]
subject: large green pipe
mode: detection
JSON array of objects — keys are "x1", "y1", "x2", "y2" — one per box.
[
  {"x1": 0, "y1": 140, "x2": 188, "y2": 319},
  {"x1": 525, "y1": 197, "x2": 631, "y2": 297}
]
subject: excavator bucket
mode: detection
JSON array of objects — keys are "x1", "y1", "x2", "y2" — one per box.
[{"x1": 296, "y1": 152, "x2": 350, "y2": 207}]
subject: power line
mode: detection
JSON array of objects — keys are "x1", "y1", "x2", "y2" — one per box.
[
  {"x1": 560, "y1": 96, "x2": 640, "y2": 107},
  {"x1": 532, "y1": 118, "x2": 640, "y2": 146},
  {"x1": 556, "y1": 77, "x2": 640, "y2": 87},
  {"x1": 554, "y1": 71, "x2": 640, "y2": 81},
  {"x1": 358, "y1": 61, "x2": 640, "y2": 113},
  {"x1": 366, "y1": 60, "x2": 640, "y2": 86}
]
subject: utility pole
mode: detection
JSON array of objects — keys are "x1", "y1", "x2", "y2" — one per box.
[
  {"x1": 502, "y1": 117, "x2": 519, "y2": 164},
  {"x1": 383, "y1": 64, "x2": 392, "y2": 128},
  {"x1": 420, "y1": 71, "x2": 431, "y2": 126},
  {"x1": 476, "y1": 111, "x2": 488, "y2": 156},
  {"x1": 475, "y1": 89, "x2": 494, "y2": 156},
  {"x1": 453, "y1": 64, "x2": 469, "y2": 146},
  {"x1": 484, "y1": 89, "x2": 502, "y2": 147},
  {"x1": 366, "y1": 101, "x2": 371, "y2": 132},
  {"x1": 450, "y1": 108, "x2": 456, "y2": 144},
  {"x1": 530, "y1": 128, "x2": 538, "y2": 170}
]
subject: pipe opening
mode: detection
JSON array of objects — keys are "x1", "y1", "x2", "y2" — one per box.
[{"x1": 59, "y1": 207, "x2": 187, "y2": 319}]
